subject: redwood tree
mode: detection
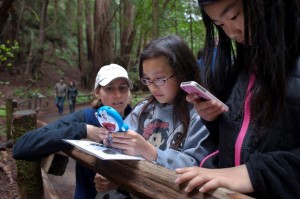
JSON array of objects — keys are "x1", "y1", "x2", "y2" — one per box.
[
  {"x1": 77, "y1": 0, "x2": 86, "y2": 86},
  {"x1": 0, "y1": 0, "x2": 15, "y2": 39},
  {"x1": 26, "y1": 0, "x2": 49, "y2": 81},
  {"x1": 88, "y1": 0, "x2": 115, "y2": 88},
  {"x1": 119, "y1": 0, "x2": 136, "y2": 70}
]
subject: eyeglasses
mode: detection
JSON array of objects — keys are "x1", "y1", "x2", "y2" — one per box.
[{"x1": 140, "y1": 75, "x2": 174, "y2": 86}]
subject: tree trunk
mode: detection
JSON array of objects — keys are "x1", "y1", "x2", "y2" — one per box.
[
  {"x1": 120, "y1": 0, "x2": 136, "y2": 70},
  {"x1": 77, "y1": 0, "x2": 84, "y2": 72},
  {"x1": 83, "y1": 0, "x2": 94, "y2": 88},
  {"x1": 28, "y1": 0, "x2": 49, "y2": 80},
  {"x1": 85, "y1": 0, "x2": 94, "y2": 61},
  {"x1": 152, "y1": 0, "x2": 159, "y2": 38},
  {"x1": 88, "y1": 0, "x2": 114, "y2": 88},
  {"x1": 65, "y1": 0, "x2": 72, "y2": 22},
  {"x1": 77, "y1": 0, "x2": 89, "y2": 88},
  {"x1": 0, "y1": 0, "x2": 15, "y2": 39}
]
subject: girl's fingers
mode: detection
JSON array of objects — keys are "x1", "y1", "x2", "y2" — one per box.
[
  {"x1": 184, "y1": 175, "x2": 207, "y2": 193},
  {"x1": 198, "y1": 178, "x2": 221, "y2": 193},
  {"x1": 112, "y1": 132, "x2": 128, "y2": 138},
  {"x1": 110, "y1": 141, "x2": 132, "y2": 151},
  {"x1": 103, "y1": 139, "x2": 112, "y2": 147},
  {"x1": 175, "y1": 168, "x2": 201, "y2": 184},
  {"x1": 111, "y1": 136, "x2": 132, "y2": 144},
  {"x1": 175, "y1": 167, "x2": 196, "y2": 174},
  {"x1": 186, "y1": 93, "x2": 200, "y2": 102}
]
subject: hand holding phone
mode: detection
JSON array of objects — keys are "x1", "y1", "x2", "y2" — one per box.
[{"x1": 180, "y1": 81, "x2": 229, "y2": 111}]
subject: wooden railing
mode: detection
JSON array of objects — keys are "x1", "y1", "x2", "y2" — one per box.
[
  {"x1": 76, "y1": 93, "x2": 93, "y2": 101},
  {"x1": 64, "y1": 148, "x2": 252, "y2": 199},
  {"x1": 12, "y1": 110, "x2": 254, "y2": 199}
]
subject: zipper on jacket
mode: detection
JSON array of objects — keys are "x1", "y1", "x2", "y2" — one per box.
[
  {"x1": 200, "y1": 150, "x2": 219, "y2": 167},
  {"x1": 234, "y1": 74, "x2": 255, "y2": 166}
]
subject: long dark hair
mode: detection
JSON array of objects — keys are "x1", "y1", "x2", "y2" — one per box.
[
  {"x1": 198, "y1": 0, "x2": 300, "y2": 125},
  {"x1": 138, "y1": 35, "x2": 200, "y2": 149}
]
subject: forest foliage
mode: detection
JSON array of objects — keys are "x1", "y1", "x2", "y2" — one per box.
[{"x1": 0, "y1": 0, "x2": 206, "y2": 89}]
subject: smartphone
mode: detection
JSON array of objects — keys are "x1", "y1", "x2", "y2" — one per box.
[{"x1": 180, "y1": 81, "x2": 229, "y2": 111}]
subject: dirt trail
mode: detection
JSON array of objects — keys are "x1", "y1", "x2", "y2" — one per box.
[{"x1": 38, "y1": 102, "x2": 90, "y2": 123}]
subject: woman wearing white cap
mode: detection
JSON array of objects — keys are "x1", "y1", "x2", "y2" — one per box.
[{"x1": 13, "y1": 63, "x2": 133, "y2": 199}]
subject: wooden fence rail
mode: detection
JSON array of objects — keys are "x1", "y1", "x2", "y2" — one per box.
[
  {"x1": 65, "y1": 149, "x2": 252, "y2": 199},
  {"x1": 12, "y1": 110, "x2": 254, "y2": 199}
]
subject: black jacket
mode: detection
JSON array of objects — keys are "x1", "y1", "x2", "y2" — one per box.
[{"x1": 203, "y1": 59, "x2": 300, "y2": 199}]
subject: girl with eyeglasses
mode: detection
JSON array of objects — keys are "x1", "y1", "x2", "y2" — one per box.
[
  {"x1": 94, "y1": 35, "x2": 217, "y2": 197},
  {"x1": 95, "y1": 53, "x2": 193, "y2": 196},
  {"x1": 94, "y1": 35, "x2": 215, "y2": 197},
  {"x1": 99, "y1": 35, "x2": 217, "y2": 171}
]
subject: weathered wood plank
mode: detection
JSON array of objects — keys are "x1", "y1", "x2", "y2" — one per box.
[
  {"x1": 5, "y1": 98, "x2": 17, "y2": 139},
  {"x1": 64, "y1": 148, "x2": 253, "y2": 199},
  {"x1": 41, "y1": 168, "x2": 60, "y2": 199},
  {"x1": 41, "y1": 154, "x2": 55, "y2": 172}
]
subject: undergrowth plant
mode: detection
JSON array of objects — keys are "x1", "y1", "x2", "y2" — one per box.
[{"x1": 0, "y1": 40, "x2": 19, "y2": 69}]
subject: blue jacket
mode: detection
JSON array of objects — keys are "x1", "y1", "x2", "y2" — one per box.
[{"x1": 13, "y1": 105, "x2": 132, "y2": 199}]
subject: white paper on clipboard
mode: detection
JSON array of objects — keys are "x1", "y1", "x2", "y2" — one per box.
[{"x1": 63, "y1": 139, "x2": 143, "y2": 160}]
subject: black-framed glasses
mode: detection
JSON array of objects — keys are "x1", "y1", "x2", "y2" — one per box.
[{"x1": 140, "y1": 75, "x2": 174, "y2": 86}]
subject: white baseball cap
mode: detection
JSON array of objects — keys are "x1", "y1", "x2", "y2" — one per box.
[{"x1": 94, "y1": 63, "x2": 133, "y2": 90}]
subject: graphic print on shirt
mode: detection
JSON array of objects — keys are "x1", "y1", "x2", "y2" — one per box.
[{"x1": 143, "y1": 118, "x2": 169, "y2": 150}]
